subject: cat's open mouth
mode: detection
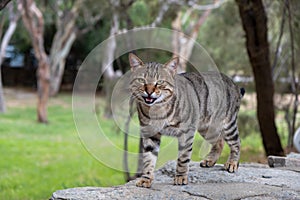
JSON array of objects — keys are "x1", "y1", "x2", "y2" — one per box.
[{"x1": 143, "y1": 97, "x2": 157, "y2": 104}]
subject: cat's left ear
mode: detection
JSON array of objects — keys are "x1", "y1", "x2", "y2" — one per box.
[
  {"x1": 164, "y1": 57, "x2": 179, "y2": 75},
  {"x1": 129, "y1": 53, "x2": 144, "y2": 71}
]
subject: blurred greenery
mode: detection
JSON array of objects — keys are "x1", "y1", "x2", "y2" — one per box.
[{"x1": 128, "y1": 1, "x2": 151, "y2": 26}]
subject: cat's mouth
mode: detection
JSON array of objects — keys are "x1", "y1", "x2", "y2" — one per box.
[{"x1": 142, "y1": 96, "x2": 157, "y2": 104}]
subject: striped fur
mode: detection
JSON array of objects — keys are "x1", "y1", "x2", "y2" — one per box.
[{"x1": 129, "y1": 54, "x2": 244, "y2": 188}]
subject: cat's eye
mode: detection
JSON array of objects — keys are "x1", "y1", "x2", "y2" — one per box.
[
  {"x1": 157, "y1": 80, "x2": 164, "y2": 85},
  {"x1": 137, "y1": 78, "x2": 145, "y2": 83}
]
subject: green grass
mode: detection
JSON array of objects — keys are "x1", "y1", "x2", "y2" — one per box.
[
  {"x1": 0, "y1": 95, "x2": 125, "y2": 200},
  {"x1": 0, "y1": 92, "x2": 287, "y2": 200}
]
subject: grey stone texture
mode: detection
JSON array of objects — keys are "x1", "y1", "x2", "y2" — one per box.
[{"x1": 50, "y1": 160, "x2": 300, "y2": 200}]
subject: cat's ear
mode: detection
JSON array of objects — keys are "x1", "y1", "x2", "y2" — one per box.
[
  {"x1": 129, "y1": 53, "x2": 144, "y2": 71},
  {"x1": 164, "y1": 57, "x2": 179, "y2": 75}
]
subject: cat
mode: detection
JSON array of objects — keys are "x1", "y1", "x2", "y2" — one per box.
[{"x1": 129, "y1": 53, "x2": 244, "y2": 188}]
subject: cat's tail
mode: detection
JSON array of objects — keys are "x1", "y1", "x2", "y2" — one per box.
[{"x1": 240, "y1": 88, "x2": 245, "y2": 98}]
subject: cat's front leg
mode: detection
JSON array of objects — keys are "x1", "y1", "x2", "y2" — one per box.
[
  {"x1": 174, "y1": 128, "x2": 196, "y2": 185},
  {"x1": 136, "y1": 134, "x2": 161, "y2": 188}
]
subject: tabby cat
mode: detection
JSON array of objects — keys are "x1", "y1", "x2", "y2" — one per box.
[{"x1": 129, "y1": 53, "x2": 244, "y2": 188}]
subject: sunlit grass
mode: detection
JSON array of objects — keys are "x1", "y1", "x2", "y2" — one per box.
[{"x1": 0, "y1": 95, "x2": 124, "y2": 200}]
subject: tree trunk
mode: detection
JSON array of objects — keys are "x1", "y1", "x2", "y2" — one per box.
[
  {"x1": 0, "y1": 2, "x2": 20, "y2": 113},
  {"x1": 236, "y1": 0, "x2": 284, "y2": 156},
  {"x1": 19, "y1": 0, "x2": 50, "y2": 123},
  {"x1": 0, "y1": 0, "x2": 11, "y2": 10},
  {"x1": 0, "y1": 69, "x2": 5, "y2": 113},
  {"x1": 49, "y1": 30, "x2": 76, "y2": 96},
  {"x1": 37, "y1": 56, "x2": 50, "y2": 123},
  {"x1": 172, "y1": 7, "x2": 212, "y2": 73},
  {"x1": 49, "y1": 0, "x2": 82, "y2": 96},
  {"x1": 286, "y1": 0, "x2": 298, "y2": 148},
  {"x1": 103, "y1": 0, "x2": 122, "y2": 118}
]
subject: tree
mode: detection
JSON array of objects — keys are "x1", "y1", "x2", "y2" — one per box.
[
  {"x1": 270, "y1": 0, "x2": 299, "y2": 149},
  {"x1": 102, "y1": 0, "x2": 122, "y2": 118},
  {"x1": 49, "y1": 0, "x2": 104, "y2": 96},
  {"x1": 236, "y1": 0, "x2": 284, "y2": 156},
  {"x1": 19, "y1": 0, "x2": 50, "y2": 123},
  {"x1": 285, "y1": 0, "x2": 299, "y2": 148},
  {"x1": 172, "y1": 6, "x2": 212, "y2": 72},
  {"x1": 48, "y1": 0, "x2": 83, "y2": 96},
  {"x1": 196, "y1": 0, "x2": 249, "y2": 75},
  {"x1": 0, "y1": 0, "x2": 11, "y2": 10},
  {"x1": 18, "y1": 0, "x2": 105, "y2": 122},
  {"x1": 0, "y1": 1, "x2": 20, "y2": 113}
]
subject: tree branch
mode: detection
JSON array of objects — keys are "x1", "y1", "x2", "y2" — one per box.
[
  {"x1": 150, "y1": 0, "x2": 171, "y2": 27},
  {"x1": 187, "y1": 0, "x2": 226, "y2": 10},
  {"x1": 272, "y1": 2, "x2": 286, "y2": 78},
  {"x1": 286, "y1": 0, "x2": 298, "y2": 147},
  {"x1": 0, "y1": 2, "x2": 20, "y2": 65},
  {"x1": 0, "y1": 0, "x2": 11, "y2": 10}
]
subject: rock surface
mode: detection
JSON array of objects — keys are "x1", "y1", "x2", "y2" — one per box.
[
  {"x1": 50, "y1": 161, "x2": 300, "y2": 200},
  {"x1": 268, "y1": 152, "x2": 300, "y2": 172}
]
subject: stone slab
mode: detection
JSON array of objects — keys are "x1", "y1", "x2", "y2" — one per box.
[{"x1": 50, "y1": 161, "x2": 300, "y2": 200}]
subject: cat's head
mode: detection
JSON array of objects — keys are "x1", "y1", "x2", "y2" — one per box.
[{"x1": 129, "y1": 53, "x2": 179, "y2": 106}]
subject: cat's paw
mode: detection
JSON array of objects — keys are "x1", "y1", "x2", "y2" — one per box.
[
  {"x1": 200, "y1": 159, "x2": 216, "y2": 168},
  {"x1": 224, "y1": 160, "x2": 239, "y2": 173},
  {"x1": 136, "y1": 177, "x2": 153, "y2": 188},
  {"x1": 174, "y1": 175, "x2": 188, "y2": 185}
]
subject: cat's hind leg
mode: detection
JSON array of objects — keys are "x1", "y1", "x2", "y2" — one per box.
[
  {"x1": 200, "y1": 138, "x2": 224, "y2": 168},
  {"x1": 223, "y1": 119, "x2": 240, "y2": 173}
]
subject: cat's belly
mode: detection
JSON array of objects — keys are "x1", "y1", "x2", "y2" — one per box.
[{"x1": 197, "y1": 118, "x2": 224, "y2": 143}]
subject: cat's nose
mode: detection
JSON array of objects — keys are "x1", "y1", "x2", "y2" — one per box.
[{"x1": 145, "y1": 84, "x2": 155, "y2": 95}]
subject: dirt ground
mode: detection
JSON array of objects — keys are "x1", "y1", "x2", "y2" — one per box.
[{"x1": 3, "y1": 87, "x2": 70, "y2": 108}]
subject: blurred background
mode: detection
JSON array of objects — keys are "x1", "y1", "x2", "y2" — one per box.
[{"x1": 0, "y1": 0, "x2": 299, "y2": 199}]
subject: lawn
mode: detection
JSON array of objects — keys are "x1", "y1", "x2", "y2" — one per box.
[
  {"x1": 0, "y1": 88, "x2": 286, "y2": 200},
  {"x1": 0, "y1": 90, "x2": 125, "y2": 200}
]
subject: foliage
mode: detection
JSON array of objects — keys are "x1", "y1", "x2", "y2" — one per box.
[
  {"x1": 128, "y1": 0, "x2": 151, "y2": 26},
  {"x1": 197, "y1": 1, "x2": 249, "y2": 75}
]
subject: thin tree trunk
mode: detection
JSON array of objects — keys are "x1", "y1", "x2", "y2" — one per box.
[
  {"x1": 103, "y1": 0, "x2": 121, "y2": 118},
  {"x1": 0, "y1": 0, "x2": 11, "y2": 10},
  {"x1": 49, "y1": 0, "x2": 82, "y2": 96},
  {"x1": 286, "y1": 0, "x2": 298, "y2": 148},
  {"x1": 271, "y1": 2, "x2": 286, "y2": 79},
  {"x1": 37, "y1": 56, "x2": 50, "y2": 123},
  {"x1": 49, "y1": 31, "x2": 76, "y2": 96},
  {"x1": 0, "y1": 2, "x2": 20, "y2": 113},
  {"x1": 0, "y1": 69, "x2": 5, "y2": 113},
  {"x1": 172, "y1": 7, "x2": 212, "y2": 72},
  {"x1": 236, "y1": 0, "x2": 284, "y2": 156},
  {"x1": 19, "y1": 0, "x2": 50, "y2": 123}
]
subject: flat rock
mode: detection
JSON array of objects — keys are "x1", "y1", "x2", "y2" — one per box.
[
  {"x1": 50, "y1": 161, "x2": 300, "y2": 200},
  {"x1": 268, "y1": 152, "x2": 300, "y2": 172}
]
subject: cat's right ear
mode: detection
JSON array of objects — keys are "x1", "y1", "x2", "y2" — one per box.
[
  {"x1": 129, "y1": 53, "x2": 144, "y2": 71},
  {"x1": 164, "y1": 57, "x2": 179, "y2": 76}
]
